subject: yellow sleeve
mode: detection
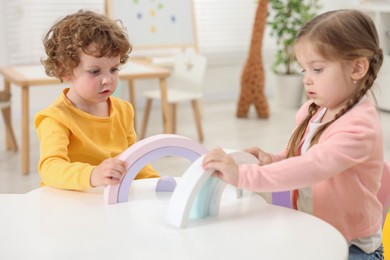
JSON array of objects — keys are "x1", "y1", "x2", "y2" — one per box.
[
  {"x1": 35, "y1": 116, "x2": 93, "y2": 190},
  {"x1": 135, "y1": 165, "x2": 160, "y2": 179}
]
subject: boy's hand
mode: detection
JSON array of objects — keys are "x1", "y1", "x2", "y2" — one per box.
[{"x1": 90, "y1": 158, "x2": 128, "y2": 187}]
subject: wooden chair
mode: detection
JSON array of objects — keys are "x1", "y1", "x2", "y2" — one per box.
[
  {"x1": 140, "y1": 53, "x2": 208, "y2": 142},
  {"x1": 0, "y1": 91, "x2": 17, "y2": 151}
]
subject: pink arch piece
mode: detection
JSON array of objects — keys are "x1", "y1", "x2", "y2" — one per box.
[{"x1": 104, "y1": 134, "x2": 208, "y2": 204}]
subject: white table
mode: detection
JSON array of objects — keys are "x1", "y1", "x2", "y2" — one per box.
[{"x1": 0, "y1": 178, "x2": 348, "y2": 259}]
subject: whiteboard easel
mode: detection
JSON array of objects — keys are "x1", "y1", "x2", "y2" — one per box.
[{"x1": 105, "y1": 0, "x2": 198, "y2": 56}]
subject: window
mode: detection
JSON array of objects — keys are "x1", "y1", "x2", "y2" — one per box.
[
  {"x1": 3, "y1": 0, "x2": 268, "y2": 66},
  {"x1": 4, "y1": 0, "x2": 104, "y2": 65},
  {"x1": 195, "y1": 0, "x2": 259, "y2": 65}
]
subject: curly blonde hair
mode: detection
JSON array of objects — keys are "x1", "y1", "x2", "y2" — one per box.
[{"x1": 42, "y1": 9, "x2": 132, "y2": 80}]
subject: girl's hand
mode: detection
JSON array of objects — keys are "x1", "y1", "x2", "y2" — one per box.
[
  {"x1": 202, "y1": 147, "x2": 239, "y2": 186},
  {"x1": 244, "y1": 147, "x2": 272, "y2": 165},
  {"x1": 90, "y1": 158, "x2": 128, "y2": 187}
]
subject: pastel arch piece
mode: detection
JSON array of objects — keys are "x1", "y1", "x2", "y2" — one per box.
[
  {"x1": 190, "y1": 176, "x2": 230, "y2": 219},
  {"x1": 272, "y1": 191, "x2": 291, "y2": 208},
  {"x1": 166, "y1": 150, "x2": 260, "y2": 228},
  {"x1": 155, "y1": 176, "x2": 177, "y2": 192},
  {"x1": 104, "y1": 134, "x2": 208, "y2": 204}
]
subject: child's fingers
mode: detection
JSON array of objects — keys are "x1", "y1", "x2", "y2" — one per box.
[
  {"x1": 202, "y1": 147, "x2": 225, "y2": 165},
  {"x1": 109, "y1": 164, "x2": 128, "y2": 178},
  {"x1": 105, "y1": 158, "x2": 128, "y2": 172},
  {"x1": 104, "y1": 177, "x2": 121, "y2": 186}
]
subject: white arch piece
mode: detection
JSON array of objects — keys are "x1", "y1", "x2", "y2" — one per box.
[
  {"x1": 166, "y1": 150, "x2": 260, "y2": 228},
  {"x1": 104, "y1": 134, "x2": 208, "y2": 204}
]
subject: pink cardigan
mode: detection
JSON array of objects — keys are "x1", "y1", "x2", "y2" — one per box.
[{"x1": 238, "y1": 98, "x2": 385, "y2": 241}]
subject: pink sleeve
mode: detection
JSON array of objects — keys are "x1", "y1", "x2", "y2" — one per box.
[{"x1": 237, "y1": 100, "x2": 380, "y2": 193}]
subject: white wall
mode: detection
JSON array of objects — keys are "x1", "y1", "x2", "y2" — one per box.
[
  {"x1": 0, "y1": 1, "x2": 7, "y2": 66},
  {"x1": 0, "y1": 0, "x2": 361, "y2": 122}
]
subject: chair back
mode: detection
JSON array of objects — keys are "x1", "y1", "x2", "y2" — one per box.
[
  {"x1": 0, "y1": 91, "x2": 11, "y2": 109},
  {"x1": 378, "y1": 161, "x2": 390, "y2": 227},
  {"x1": 169, "y1": 52, "x2": 207, "y2": 93}
]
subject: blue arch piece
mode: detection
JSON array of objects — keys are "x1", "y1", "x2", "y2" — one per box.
[{"x1": 190, "y1": 177, "x2": 225, "y2": 219}]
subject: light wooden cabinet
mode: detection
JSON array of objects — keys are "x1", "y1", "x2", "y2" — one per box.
[{"x1": 357, "y1": 3, "x2": 390, "y2": 111}]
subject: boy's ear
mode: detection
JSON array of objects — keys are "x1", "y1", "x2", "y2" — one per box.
[
  {"x1": 351, "y1": 57, "x2": 369, "y2": 81},
  {"x1": 61, "y1": 74, "x2": 71, "y2": 82}
]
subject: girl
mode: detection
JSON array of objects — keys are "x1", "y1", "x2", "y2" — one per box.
[
  {"x1": 35, "y1": 10, "x2": 159, "y2": 190},
  {"x1": 203, "y1": 9, "x2": 387, "y2": 259}
]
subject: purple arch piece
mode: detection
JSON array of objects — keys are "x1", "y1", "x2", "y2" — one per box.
[
  {"x1": 104, "y1": 134, "x2": 208, "y2": 204},
  {"x1": 116, "y1": 147, "x2": 201, "y2": 203},
  {"x1": 272, "y1": 191, "x2": 291, "y2": 208},
  {"x1": 156, "y1": 176, "x2": 177, "y2": 192}
]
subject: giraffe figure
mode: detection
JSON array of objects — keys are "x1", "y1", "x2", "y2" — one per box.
[{"x1": 236, "y1": 0, "x2": 269, "y2": 118}]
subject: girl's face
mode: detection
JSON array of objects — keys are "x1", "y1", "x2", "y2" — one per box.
[
  {"x1": 64, "y1": 44, "x2": 121, "y2": 112},
  {"x1": 294, "y1": 42, "x2": 356, "y2": 118}
]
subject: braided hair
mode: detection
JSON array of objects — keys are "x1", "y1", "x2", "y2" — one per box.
[{"x1": 286, "y1": 9, "x2": 383, "y2": 158}]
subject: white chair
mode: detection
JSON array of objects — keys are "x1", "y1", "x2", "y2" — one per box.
[
  {"x1": 140, "y1": 53, "x2": 208, "y2": 142},
  {"x1": 0, "y1": 91, "x2": 17, "y2": 151}
]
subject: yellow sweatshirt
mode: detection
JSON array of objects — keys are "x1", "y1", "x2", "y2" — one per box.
[{"x1": 34, "y1": 88, "x2": 159, "y2": 190}]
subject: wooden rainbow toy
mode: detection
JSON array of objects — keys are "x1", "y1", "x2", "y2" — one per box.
[{"x1": 104, "y1": 134, "x2": 291, "y2": 227}]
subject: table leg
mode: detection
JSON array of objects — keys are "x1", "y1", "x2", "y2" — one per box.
[
  {"x1": 2, "y1": 106, "x2": 17, "y2": 152},
  {"x1": 128, "y1": 80, "x2": 136, "y2": 131},
  {"x1": 159, "y1": 78, "x2": 172, "y2": 133},
  {"x1": 2, "y1": 79, "x2": 16, "y2": 151},
  {"x1": 21, "y1": 86, "x2": 29, "y2": 175},
  {"x1": 4, "y1": 78, "x2": 10, "y2": 93}
]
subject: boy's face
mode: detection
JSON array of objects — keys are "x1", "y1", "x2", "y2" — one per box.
[{"x1": 64, "y1": 44, "x2": 121, "y2": 106}]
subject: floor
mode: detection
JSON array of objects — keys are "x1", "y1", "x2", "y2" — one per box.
[{"x1": 1, "y1": 98, "x2": 390, "y2": 194}]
